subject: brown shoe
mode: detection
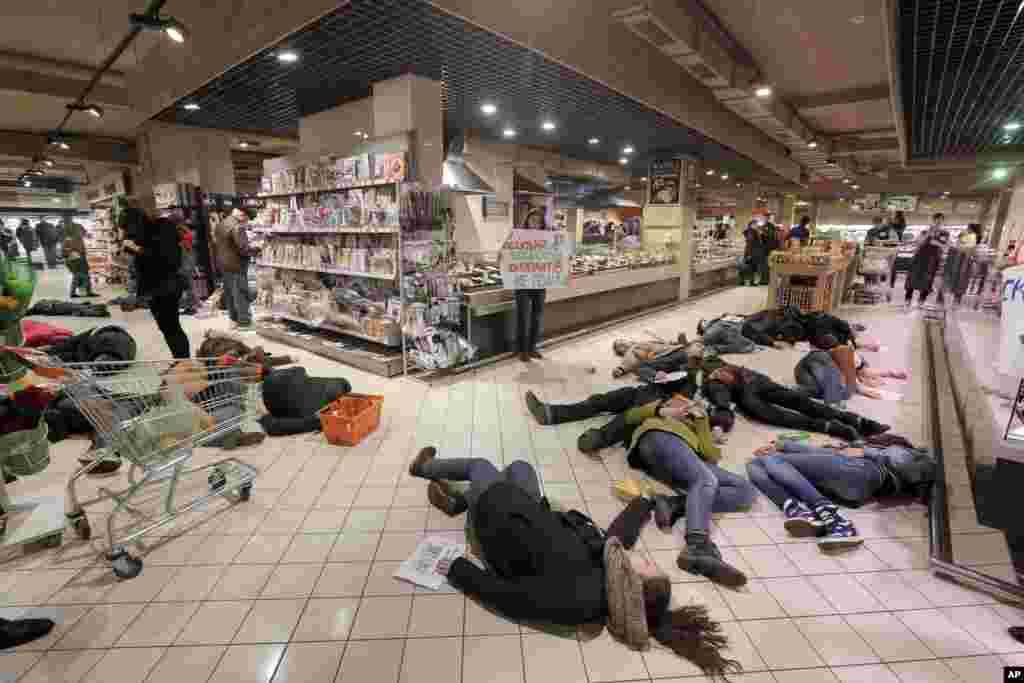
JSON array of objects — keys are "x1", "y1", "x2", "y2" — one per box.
[
  {"x1": 409, "y1": 446, "x2": 437, "y2": 477},
  {"x1": 427, "y1": 481, "x2": 467, "y2": 516},
  {"x1": 223, "y1": 432, "x2": 266, "y2": 450}
]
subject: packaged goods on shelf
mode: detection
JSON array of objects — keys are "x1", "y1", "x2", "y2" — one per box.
[
  {"x1": 261, "y1": 236, "x2": 397, "y2": 278},
  {"x1": 260, "y1": 152, "x2": 407, "y2": 196}
]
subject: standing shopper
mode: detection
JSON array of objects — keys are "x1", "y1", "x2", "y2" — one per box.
[
  {"x1": 15, "y1": 219, "x2": 36, "y2": 264},
  {"x1": 178, "y1": 225, "x2": 197, "y2": 314},
  {"x1": 121, "y1": 204, "x2": 190, "y2": 358},
  {"x1": 213, "y1": 209, "x2": 253, "y2": 330},
  {"x1": 36, "y1": 217, "x2": 59, "y2": 268},
  {"x1": 514, "y1": 208, "x2": 550, "y2": 362},
  {"x1": 904, "y1": 213, "x2": 950, "y2": 307},
  {"x1": 65, "y1": 220, "x2": 96, "y2": 298}
]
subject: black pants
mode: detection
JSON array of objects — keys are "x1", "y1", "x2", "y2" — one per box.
[
  {"x1": 149, "y1": 289, "x2": 190, "y2": 359},
  {"x1": 738, "y1": 383, "x2": 860, "y2": 433},
  {"x1": 549, "y1": 384, "x2": 669, "y2": 446},
  {"x1": 515, "y1": 289, "x2": 546, "y2": 353}
]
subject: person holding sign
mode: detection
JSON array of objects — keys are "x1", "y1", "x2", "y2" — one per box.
[{"x1": 509, "y1": 208, "x2": 556, "y2": 362}]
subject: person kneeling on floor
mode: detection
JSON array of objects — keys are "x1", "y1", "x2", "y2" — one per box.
[
  {"x1": 746, "y1": 438, "x2": 936, "y2": 549},
  {"x1": 407, "y1": 448, "x2": 742, "y2": 678},
  {"x1": 621, "y1": 394, "x2": 756, "y2": 587}
]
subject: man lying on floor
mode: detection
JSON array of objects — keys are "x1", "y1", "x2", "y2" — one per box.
[{"x1": 704, "y1": 306, "x2": 875, "y2": 352}]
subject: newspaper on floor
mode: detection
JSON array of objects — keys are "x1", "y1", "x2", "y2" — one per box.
[{"x1": 394, "y1": 535, "x2": 466, "y2": 591}]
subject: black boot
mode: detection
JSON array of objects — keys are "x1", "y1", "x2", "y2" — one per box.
[
  {"x1": 0, "y1": 617, "x2": 55, "y2": 649},
  {"x1": 823, "y1": 420, "x2": 860, "y2": 442},
  {"x1": 677, "y1": 532, "x2": 747, "y2": 588},
  {"x1": 653, "y1": 494, "x2": 687, "y2": 532},
  {"x1": 858, "y1": 417, "x2": 891, "y2": 436},
  {"x1": 524, "y1": 391, "x2": 552, "y2": 426}
]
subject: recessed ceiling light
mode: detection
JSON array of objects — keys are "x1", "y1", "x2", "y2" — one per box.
[
  {"x1": 625, "y1": 186, "x2": 631, "y2": 190},
  {"x1": 695, "y1": 183, "x2": 701, "y2": 188},
  {"x1": 541, "y1": 120, "x2": 556, "y2": 131},
  {"x1": 705, "y1": 169, "x2": 714, "y2": 176},
  {"x1": 619, "y1": 157, "x2": 628, "y2": 165},
  {"x1": 502, "y1": 128, "x2": 517, "y2": 138},
  {"x1": 623, "y1": 145, "x2": 634, "y2": 154},
  {"x1": 354, "y1": 130, "x2": 363, "y2": 137},
  {"x1": 994, "y1": 168, "x2": 1009, "y2": 180},
  {"x1": 239, "y1": 141, "x2": 249, "y2": 148},
  {"x1": 807, "y1": 140, "x2": 818, "y2": 149},
  {"x1": 1004, "y1": 122, "x2": 1021, "y2": 131},
  {"x1": 277, "y1": 50, "x2": 299, "y2": 63},
  {"x1": 842, "y1": 178, "x2": 851, "y2": 184},
  {"x1": 850, "y1": 15, "x2": 865, "y2": 24},
  {"x1": 721, "y1": 174, "x2": 728, "y2": 179},
  {"x1": 852, "y1": 184, "x2": 861, "y2": 189},
  {"x1": 362, "y1": 132, "x2": 369, "y2": 140},
  {"x1": 184, "y1": 103, "x2": 200, "y2": 111},
  {"x1": 755, "y1": 86, "x2": 773, "y2": 98},
  {"x1": 641, "y1": 176, "x2": 648, "y2": 181},
  {"x1": 480, "y1": 103, "x2": 497, "y2": 115},
  {"x1": 588, "y1": 137, "x2": 600, "y2": 145}
]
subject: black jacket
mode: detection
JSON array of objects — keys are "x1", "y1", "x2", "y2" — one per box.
[
  {"x1": 135, "y1": 216, "x2": 183, "y2": 297},
  {"x1": 446, "y1": 482, "x2": 606, "y2": 625},
  {"x1": 741, "y1": 307, "x2": 805, "y2": 346},
  {"x1": 800, "y1": 312, "x2": 855, "y2": 348}
]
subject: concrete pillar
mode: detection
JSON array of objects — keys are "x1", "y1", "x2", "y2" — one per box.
[
  {"x1": 135, "y1": 122, "x2": 236, "y2": 198},
  {"x1": 642, "y1": 159, "x2": 693, "y2": 300},
  {"x1": 733, "y1": 184, "x2": 759, "y2": 235},
  {"x1": 780, "y1": 194, "x2": 797, "y2": 230}
]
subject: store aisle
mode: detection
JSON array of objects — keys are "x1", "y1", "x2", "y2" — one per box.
[{"x1": 1, "y1": 273, "x2": 1017, "y2": 683}]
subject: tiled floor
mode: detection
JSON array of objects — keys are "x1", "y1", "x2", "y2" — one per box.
[{"x1": 1, "y1": 269, "x2": 1021, "y2": 682}]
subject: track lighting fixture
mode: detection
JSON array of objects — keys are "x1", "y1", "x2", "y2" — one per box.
[
  {"x1": 130, "y1": 12, "x2": 189, "y2": 43},
  {"x1": 47, "y1": 133, "x2": 70, "y2": 150},
  {"x1": 34, "y1": 156, "x2": 55, "y2": 168},
  {"x1": 67, "y1": 103, "x2": 104, "y2": 119}
]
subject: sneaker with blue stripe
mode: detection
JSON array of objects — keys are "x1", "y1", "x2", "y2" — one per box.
[{"x1": 814, "y1": 503, "x2": 863, "y2": 549}]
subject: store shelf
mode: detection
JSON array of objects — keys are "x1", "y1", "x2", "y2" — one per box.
[
  {"x1": 273, "y1": 312, "x2": 402, "y2": 347},
  {"x1": 257, "y1": 260, "x2": 396, "y2": 280},
  {"x1": 258, "y1": 179, "x2": 401, "y2": 199},
  {"x1": 250, "y1": 225, "x2": 398, "y2": 235}
]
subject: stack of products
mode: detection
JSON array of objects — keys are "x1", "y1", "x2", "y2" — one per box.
[
  {"x1": 261, "y1": 236, "x2": 397, "y2": 278},
  {"x1": 253, "y1": 187, "x2": 399, "y2": 231},
  {"x1": 260, "y1": 152, "x2": 407, "y2": 195}
]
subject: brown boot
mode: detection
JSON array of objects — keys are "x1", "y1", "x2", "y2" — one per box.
[{"x1": 409, "y1": 446, "x2": 437, "y2": 477}]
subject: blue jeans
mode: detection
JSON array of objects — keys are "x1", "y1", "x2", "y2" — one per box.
[
  {"x1": 702, "y1": 319, "x2": 756, "y2": 354},
  {"x1": 746, "y1": 442, "x2": 884, "y2": 509},
  {"x1": 794, "y1": 351, "x2": 851, "y2": 404},
  {"x1": 635, "y1": 431, "x2": 756, "y2": 535},
  {"x1": 416, "y1": 457, "x2": 541, "y2": 509},
  {"x1": 222, "y1": 269, "x2": 251, "y2": 325}
]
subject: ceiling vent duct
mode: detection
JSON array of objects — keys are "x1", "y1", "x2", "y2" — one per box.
[{"x1": 613, "y1": 1, "x2": 843, "y2": 181}]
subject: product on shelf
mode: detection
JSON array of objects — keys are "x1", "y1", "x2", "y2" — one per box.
[{"x1": 261, "y1": 151, "x2": 407, "y2": 196}]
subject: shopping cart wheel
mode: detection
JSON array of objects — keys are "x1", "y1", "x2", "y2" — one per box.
[
  {"x1": 238, "y1": 483, "x2": 252, "y2": 502},
  {"x1": 108, "y1": 546, "x2": 143, "y2": 579}
]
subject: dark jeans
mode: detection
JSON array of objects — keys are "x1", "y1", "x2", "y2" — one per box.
[
  {"x1": 794, "y1": 351, "x2": 851, "y2": 404},
  {"x1": 738, "y1": 382, "x2": 860, "y2": 433},
  {"x1": 149, "y1": 288, "x2": 190, "y2": 359},
  {"x1": 514, "y1": 289, "x2": 546, "y2": 353},
  {"x1": 68, "y1": 259, "x2": 93, "y2": 296},
  {"x1": 702, "y1": 319, "x2": 756, "y2": 354},
  {"x1": 42, "y1": 242, "x2": 58, "y2": 268},
  {"x1": 222, "y1": 269, "x2": 252, "y2": 325},
  {"x1": 635, "y1": 431, "x2": 755, "y2": 535},
  {"x1": 746, "y1": 446, "x2": 884, "y2": 509},
  {"x1": 417, "y1": 457, "x2": 541, "y2": 509},
  {"x1": 549, "y1": 384, "x2": 669, "y2": 446}
]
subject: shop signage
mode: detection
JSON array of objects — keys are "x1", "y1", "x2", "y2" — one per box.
[
  {"x1": 917, "y1": 197, "x2": 954, "y2": 213},
  {"x1": 649, "y1": 159, "x2": 681, "y2": 205},
  {"x1": 999, "y1": 264, "x2": 1024, "y2": 377},
  {"x1": 882, "y1": 194, "x2": 918, "y2": 211},
  {"x1": 483, "y1": 196, "x2": 510, "y2": 220},
  {"x1": 851, "y1": 194, "x2": 881, "y2": 212},
  {"x1": 500, "y1": 229, "x2": 571, "y2": 289}
]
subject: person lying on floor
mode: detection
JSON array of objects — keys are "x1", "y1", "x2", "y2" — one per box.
[
  {"x1": 704, "y1": 365, "x2": 890, "y2": 441},
  {"x1": 746, "y1": 438, "x2": 935, "y2": 549},
  {"x1": 794, "y1": 337, "x2": 908, "y2": 404},
  {"x1": 696, "y1": 315, "x2": 757, "y2": 355},
  {"x1": 407, "y1": 448, "x2": 742, "y2": 678},
  {"x1": 610, "y1": 334, "x2": 691, "y2": 378},
  {"x1": 524, "y1": 351, "x2": 735, "y2": 453},
  {"x1": 739, "y1": 306, "x2": 807, "y2": 348},
  {"x1": 621, "y1": 394, "x2": 756, "y2": 586}
]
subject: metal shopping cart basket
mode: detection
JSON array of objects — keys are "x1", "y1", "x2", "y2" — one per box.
[
  {"x1": 3, "y1": 348, "x2": 264, "y2": 578},
  {"x1": 856, "y1": 244, "x2": 898, "y2": 304}
]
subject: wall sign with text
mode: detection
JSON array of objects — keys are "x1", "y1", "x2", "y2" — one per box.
[{"x1": 648, "y1": 159, "x2": 682, "y2": 205}]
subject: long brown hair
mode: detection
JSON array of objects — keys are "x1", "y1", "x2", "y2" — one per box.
[{"x1": 643, "y1": 576, "x2": 742, "y2": 679}]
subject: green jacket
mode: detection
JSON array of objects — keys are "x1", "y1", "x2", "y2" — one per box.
[{"x1": 624, "y1": 401, "x2": 721, "y2": 464}]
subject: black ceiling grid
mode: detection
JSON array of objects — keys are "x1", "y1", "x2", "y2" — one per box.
[
  {"x1": 158, "y1": 0, "x2": 771, "y2": 181},
  {"x1": 899, "y1": 0, "x2": 1024, "y2": 160}
]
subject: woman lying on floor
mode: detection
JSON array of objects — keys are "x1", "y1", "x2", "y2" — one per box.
[
  {"x1": 408, "y1": 449, "x2": 741, "y2": 678},
  {"x1": 794, "y1": 335, "x2": 908, "y2": 404},
  {"x1": 746, "y1": 438, "x2": 936, "y2": 549}
]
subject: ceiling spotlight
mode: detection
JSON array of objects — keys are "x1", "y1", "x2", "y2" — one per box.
[
  {"x1": 541, "y1": 120, "x2": 556, "y2": 131},
  {"x1": 25, "y1": 168, "x2": 45, "y2": 177},
  {"x1": 34, "y1": 156, "x2": 54, "y2": 168},
  {"x1": 754, "y1": 85, "x2": 773, "y2": 98},
  {"x1": 353, "y1": 130, "x2": 363, "y2": 137},
  {"x1": 623, "y1": 145, "x2": 634, "y2": 154},
  {"x1": 642, "y1": 176, "x2": 648, "y2": 181},
  {"x1": 625, "y1": 186, "x2": 632, "y2": 191},
  {"x1": 183, "y1": 103, "x2": 200, "y2": 111},
  {"x1": 239, "y1": 141, "x2": 249, "y2": 148},
  {"x1": 619, "y1": 157, "x2": 628, "y2": 165},
  {"x1": 67, "y1": 103, "x2": 104, "y2": 119},
  {"x1": 705, "y1": 169, "x2": 714, "y2": 176},
  {"x1": 842, "y1": 178, "x2": 851, "y2": 184},
  {"x1": 277, "y1": 50, "x2": 299, "y2": 63},
  {"x1": 502, "y1": 128, "x2": 517, "y2": 138},
  {"x1": 130, "y1": 13, "x2": 189, "y2": 43},
  {"x1": 1005, "y1": 122, "x2": 1022, "y2": 131},
  {"x1": 807, "y1": 139, "x2": 818, "y2": 149},
  {"x1": 994, "y1": 168, "x2": 1009, "y2": 180},
  {"x1": 22, "y1": 180, "x2": 31, "y2": 187},
  {"x1": 721, "y1": 174, "x2": 728, "y2": 180},
  {"x1": 47, "y1": 133, "x2": 70, "y2": 150},
  {"x1": 852, "y1": 184, "x2": 861, "y2": 189},
  {"x1": 695, "y1": 183, "x2": 701, "y2": 188},
  {"x1": 588, "y1": 137, "x2": 600, "y2": 145},
  {"x1": 52, "y1": 198, "x2": 61, "y2": 203},
  {"x1": 480, "y1": 103, "x2": 497, "y2": 115}
]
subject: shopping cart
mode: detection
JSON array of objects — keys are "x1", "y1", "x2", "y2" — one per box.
[
  {"x1": 2, "y1": 349, "x2": 263, "y2": 578},
  {"x1": 856, "y1": 245, "x2": 898, "y2": 304}
]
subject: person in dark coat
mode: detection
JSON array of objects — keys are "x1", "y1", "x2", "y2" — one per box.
[
  {"x1": 407, "y1": 447, "x2": 741, "y2": 677},
  {"x1": 905, "y1": 213, "x2": 950, "y2": 306},
  {"x1": 16, "y1": 219, "x2": 36, "y2": 263},
  {"x1": 120, "y1": 205, "x2": 190, "y2": 358},
  {"x1": 35, "y1": 218, "x2": 60, "y2": 268}
]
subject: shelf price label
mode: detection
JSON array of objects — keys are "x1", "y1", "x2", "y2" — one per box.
[{"x1": 501, "y1": 229, "x2": 571, "y2": 289}]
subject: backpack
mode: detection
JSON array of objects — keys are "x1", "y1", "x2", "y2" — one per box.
[{"x1": 552, "y1": 505, "x2": 607, "y2": 562}]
